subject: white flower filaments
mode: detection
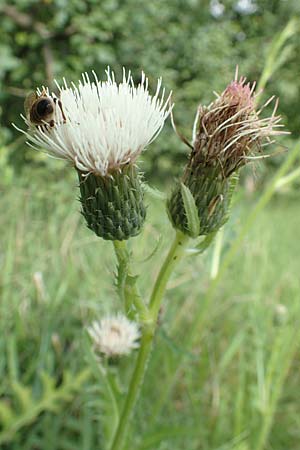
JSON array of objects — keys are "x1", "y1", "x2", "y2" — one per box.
[
  {"x1": 20, "y1": 69, "x2": 171, "y2": 176},
  {"x1": 88, "y1": 315, "x2": 140, "y2": 357},
  {"x1": 18, "y1": 69, "x2": 171, "y2": 241},
  {"x1": 168, "y1": 71, "x2": 288, "y2": 237}
]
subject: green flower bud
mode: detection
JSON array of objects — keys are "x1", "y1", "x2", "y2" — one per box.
[
  {"x1": 167, "y1": 167, "x2": 235, "y2": 237},
  {"x1": 78, "y1": 166, "x2": 146, "y2": 241}
]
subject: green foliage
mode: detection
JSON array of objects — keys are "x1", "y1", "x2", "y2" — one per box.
[
  {"x1": 256, "y1": 17, "x2": 299, "y2": 93},
  {"x1": 0, "y1": 370, "x2": 90, "y2": 445},
  {"x1": 1, "y1": 171, "x2": 300, "y2": 449},
  {"x1": 1, "y1": 0, "x2": 300, "y2": 179},
  {"x1": 0, "y1": 145, "x2": 14, "y2": 186}
]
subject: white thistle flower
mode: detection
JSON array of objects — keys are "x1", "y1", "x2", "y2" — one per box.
[
  {"x1": 16, "y1": 68, "x2": 172, "y2": 176},
  {"x1": 88, "y1": 314, "x2": 140, "y2": 357}
]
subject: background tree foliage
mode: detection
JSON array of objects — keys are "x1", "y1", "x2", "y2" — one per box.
[{"x1": 0, "y1": 0, "x2": 299, "y2": 178}]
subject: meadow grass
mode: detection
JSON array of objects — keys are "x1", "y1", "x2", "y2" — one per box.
[{"x1": 1, "y1": 168, "x2": 300, "y2": 450}]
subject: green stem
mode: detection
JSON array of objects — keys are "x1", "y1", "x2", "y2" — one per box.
[
  {"x1": 274, "y1": 165, "x2": 300, "y2": 190},
  {"x1": 113, "y1": 240, "x2": 149, "y2": 321},
  {"x1": 109, "y1": 230, "x2": 189, "y2": 450},
  {"x1": 149, "y1": 231, "x2": 189, "y2": 319},
  {"x1": 109, "y1": 326, "x2": 153, "y2": 450}
]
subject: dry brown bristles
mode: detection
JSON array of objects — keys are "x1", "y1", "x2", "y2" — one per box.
[{"x1": 189, "y1": 74, "x2": 288, "y2": 177}]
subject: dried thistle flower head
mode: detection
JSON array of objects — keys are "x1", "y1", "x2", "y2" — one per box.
[
  {"x1": 168, "y1": 70, "x2": 288, "y2": 237},
  {"x1": 16, "y1": 68, "x2": 172, "y2": 240},
  {"x1": 88, "y1": 314, "x2": 140, "y2": 357}
]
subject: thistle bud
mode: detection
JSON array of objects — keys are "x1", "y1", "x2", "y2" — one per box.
[
  {"x1": 78, "y1": 166, "x2": 146, "y2": 240},
  {"x1": 168, "y1": 72, "x2": 287, "y2": 237},
  {"x1": 16, "y1": 69, "x2": 171, "y2": 240}
]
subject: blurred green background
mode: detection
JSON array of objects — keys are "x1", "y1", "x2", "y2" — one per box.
[{"x1": 1, "y1": 1, "x2": 300, "y2": 449}]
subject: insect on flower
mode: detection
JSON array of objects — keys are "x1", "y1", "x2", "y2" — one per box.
[
  {"x1": 24, "y1": 89, "x2": 66, "y2": 128},
  {"x1": 15, "y1": 69, "x2": 172, "y2": 241},
  {"x1": 18, "y1": 69, "x2": 172, "y2": 175}
]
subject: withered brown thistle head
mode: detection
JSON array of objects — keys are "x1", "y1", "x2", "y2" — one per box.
[
  {"x1": 168, "y1": 71, "x2": 288, "y2": 237},
  {"x1": 191, "y1": 72, "x2": 285, "y2": 178}
]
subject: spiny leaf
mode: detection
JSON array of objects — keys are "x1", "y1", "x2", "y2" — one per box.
[
  {"x1": 0, "y1": 370, "x2": 90, "y2": 445},
  {"x1": 180, "y1": 183, "x2": 200, "y2": 238},
  {"x1": 11, "y1": 382, "x2": 32, "y2": 411},
  {"x1": 40, "y1": 371, "x2": 56, "y2": 396}
]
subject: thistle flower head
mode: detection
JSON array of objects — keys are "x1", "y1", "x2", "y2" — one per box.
[
  {"x1": 192, "y1": 71, "x2": 286, "y2": 177},
  {"x1": 17, "y1": 68, "x2": 171, "y2": 176},
  {"x1": 16, "y1": 68, "x2": 172, "y2": 241},
  {"x1": 87, "y1": 314, "x2": 140, "y2": 357},
  {"x1": 168, "y1": 70, "x2": 288, "y2": 237}
]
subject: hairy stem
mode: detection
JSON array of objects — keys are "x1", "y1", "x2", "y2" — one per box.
[
  {"x1": 109, "y1": 230, "x2": 189, "y2": 450},
  {"x1": 113, "y1": 240, "x2": 149, "y2": 321},
  {"x1": 109, "y1": 325, "x2": 153, "y2": 450}
]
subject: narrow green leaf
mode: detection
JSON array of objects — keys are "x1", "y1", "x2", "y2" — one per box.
[
  {"x1": 187, "y1": 231, "x2": 217, "y2": 256},
  {"x1": 180, "y1": 183, "x2": 200, "y2": 237},
  {"x1": 257, "y1": 17, "x2": 298, "y2": 92},
  {"x1": 136, "y1": 235, "x2": 163, "y2": 263},
  {"x1": 137, "y1": 426, "x2": 198, "y2": 450}
]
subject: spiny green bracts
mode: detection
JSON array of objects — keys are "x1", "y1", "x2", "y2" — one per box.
[
  {"x1": 167, "y1": 167, "x2": 235, "y2": 236},
  {"x1": 168, "y1": 71, "x2": 287, "y2": 237},
  {"x1": 78, "y1": 166, "x2": 146, "y2": 241}
]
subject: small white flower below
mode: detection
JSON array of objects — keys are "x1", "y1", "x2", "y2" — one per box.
[{"x1": 88, "y1": 314, "x2": 140, "y2": 357}]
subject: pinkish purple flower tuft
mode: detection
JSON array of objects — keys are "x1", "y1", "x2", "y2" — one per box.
[
  {"x1": 192, "y1": 71, "x2": 287, "y2": 177},
  {"x1": 222, "y1": 78, "x2": 254, "y2": 110}
]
